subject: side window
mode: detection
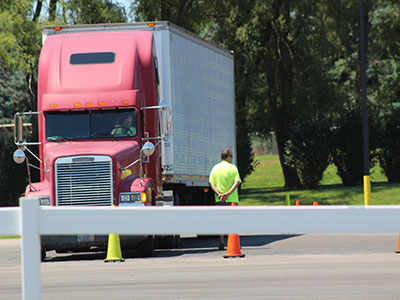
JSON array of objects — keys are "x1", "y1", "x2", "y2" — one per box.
[
  {"x1": 92, "y1": 109, "x2": 137, "y2": 138},
  {"x1": 110, "y1": 110, "x2": 137, "y2": 137}
]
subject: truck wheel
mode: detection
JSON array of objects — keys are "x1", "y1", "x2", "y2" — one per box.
[
  {"x1": 173, "y1": 190, "x2": 180, "y2": 205},
  {"x1": 194, "y1": 188, "x2": 208, "y2": 205},
  {"x1": 137, "y1": 236, "x2": 154, "y2": 257},
  {"x1": 184, "y1": 189, "x2": 193, "y2": 205}
]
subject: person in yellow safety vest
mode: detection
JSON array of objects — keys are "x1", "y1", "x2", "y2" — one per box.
[
  {"x1": 209, "y1": 149, "x2": 242, "y2": 250},
  {"x1": 111, "y1": 114, "x2": 136, "y2": 136}
]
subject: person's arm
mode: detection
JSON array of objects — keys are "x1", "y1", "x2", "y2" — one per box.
[
  {"x1": 220, "y1": 181, "x2": 240, "y2": 201},
  {"x1": 210, "y1": 183, "x2": 223, "y2": 200}
]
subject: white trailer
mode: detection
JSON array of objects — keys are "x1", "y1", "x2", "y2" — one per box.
[{"x1": 43, "y1": 22, "x2": 236, "y2": 188}]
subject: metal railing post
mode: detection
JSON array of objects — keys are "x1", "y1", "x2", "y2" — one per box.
[{"x1": 20, "y1": 197, "x2": 41, "y2": 300}]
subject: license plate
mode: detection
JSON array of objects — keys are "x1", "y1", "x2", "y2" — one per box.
[{"x1": 77, "y1": 235, "x2": 94, "y2": 242}]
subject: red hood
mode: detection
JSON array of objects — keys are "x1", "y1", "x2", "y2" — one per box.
[{"x1": 42, "y1": 140, "x2": 140, "y2": 169}]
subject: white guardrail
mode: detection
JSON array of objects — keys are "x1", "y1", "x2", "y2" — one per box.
[{"x1": 1, "y1": 197, "x2": 400, "y2": 300}]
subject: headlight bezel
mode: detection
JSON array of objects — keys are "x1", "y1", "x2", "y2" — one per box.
[{"x1": 119, "y1": 192, "x2": 142, "y2": 203}]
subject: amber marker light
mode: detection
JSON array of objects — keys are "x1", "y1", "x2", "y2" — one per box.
[
  {"x1": 141, "y1": 192, "x2": 147, "y2": 203},
  {"x1": 73, "y1": 103, "x2": 81, "y2": 107},
  {"x1": 147, "y1": 23, "x2": 156, "y2": 27},
  {"x1": 50, "y1": 104, "x2": 57, "y2": 108},
  {"x1": 98, "y1": 101, "x2": 105, "y2": 106},
  {"x1": 54, "y1": 26, "x2": 62, "y2": 31},
  {"x1": 122, "y1": 100, "x2": 129, "y2": 105},
  {"x1": 85, "y1": 102, "x2": 93, "y2": 107},
  {"x1": 203, "y1": 188, "x2": 209, "y2": 193}
]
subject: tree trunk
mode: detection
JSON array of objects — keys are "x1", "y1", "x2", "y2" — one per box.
[
  {"x1": 275, "y1": 127, "x2": 302, "y2": 189},
  {"x1": 32, "y1": 0, "x2": 42, "y2": 22},
  {"x1": 49, "y1": 0, "x2": 57, "y2": 22}
]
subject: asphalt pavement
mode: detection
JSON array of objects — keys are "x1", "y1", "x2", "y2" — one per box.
[{"x1": 1, "y1": 234, "x2": 400, "y2": 299}]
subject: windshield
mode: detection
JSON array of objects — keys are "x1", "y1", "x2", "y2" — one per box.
[{"x1": 45, "y1": 109, "x2": 137, "y2": 141}]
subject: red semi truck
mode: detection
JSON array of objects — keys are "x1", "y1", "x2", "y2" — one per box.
[{"x1": 13, "y1": 22, "x2": 236, "y2": 259}]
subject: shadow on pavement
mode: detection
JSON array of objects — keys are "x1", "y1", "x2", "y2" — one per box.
[
  {"x1": 153, "y1": 234, "x2": 301, "y2": 258},
  {"x1": 44, "y1": 234, "x2": 301, "y2": 261}
]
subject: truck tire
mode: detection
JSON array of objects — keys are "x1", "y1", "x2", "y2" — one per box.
[
  {"x1": 137, "y1": 236, "x2": 154, "y2": 257},
  {"x1": 184, "y1": 189, "x2": 193, "y2": 205}
]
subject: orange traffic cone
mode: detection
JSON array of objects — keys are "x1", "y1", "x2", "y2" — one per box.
[
  {"x1": 395, "y1": 233, "x2": 400, "y2": 254},
  {"x1": 296, "y1": 200, "x2": 300, "y2": 206},
  {"x1": 223, "y1": 202, "x2": 245, "y2": 258}
]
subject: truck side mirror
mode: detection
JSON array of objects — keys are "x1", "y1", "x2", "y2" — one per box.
[
  {"x1": 141, "y1": 100, "x2": 171, "y2": 139},
  {"x1": 142, "y1": 142, "x2": 155, "y2": 156},
  {"x1": 159, "y1": 100, "x2": 171, "y2": 138},
  {"x1": 14, "y1": 114, "x2": 24, "y2": 144},
  {"x1": 13, "y1": 149, "x2": 26, "y2": 164}
]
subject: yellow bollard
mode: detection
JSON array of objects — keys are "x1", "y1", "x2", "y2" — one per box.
[
  {"x1": 286, "y1": 193, "x2": 291, "y2": 206},
  {"x1": 364, "y1": 175, "x2": 371, "y2": 206}
]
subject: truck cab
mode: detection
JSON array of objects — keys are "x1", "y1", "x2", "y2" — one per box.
[{"x1": 14, "y1": 29, "x2": 166, "y2": 258}]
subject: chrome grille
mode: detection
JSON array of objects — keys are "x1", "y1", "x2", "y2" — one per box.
[{"x1": 55, "y1": 156, "x2": 113, "y2": 206}]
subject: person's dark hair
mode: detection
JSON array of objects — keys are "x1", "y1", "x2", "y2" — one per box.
[{"x1": 221, "y1": 149, "x2": 233, "y2": 160}]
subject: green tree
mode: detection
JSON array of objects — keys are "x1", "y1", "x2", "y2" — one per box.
[
  {"x1": 208, "y1": 0, "x2": 342, "y2": 188},
  {"x1": 0, "y1": 132, "x2": 28, "y2": 206},
  {"x1": 0, "y1": 69, "x2": 32, "y2": 123},
  {"x1": 61, "y1": 0, "x2": 127, "y2": 24},
  {"x1": 285, "y1": 117, "x2": 333, "y2": 189},
  {"x1": 368, "y1": 1, "x2": 400, "y2": 182},
  {"x1": 0, "y1": 0, "x2": 41, "y2": 113},
  {"x1": 133, "y1": 0, "x2": 208, "y2": 33}
]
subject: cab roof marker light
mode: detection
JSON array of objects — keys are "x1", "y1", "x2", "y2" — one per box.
[
  {"x1": 73, "y1": 103, "x2": 81, "y2": 107},
  {"x1": 86, "y1": 102, "x2": 93, "y2": 107},
  {"x1": 98, "y1": 102, "x2": 105, "y2": 106},
  {"x1": 50, "y1": 104, "x2": 57, "y2": 108},
  {"x1": 122, "y1": 100, "x2": 129, "y2": 105}
]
